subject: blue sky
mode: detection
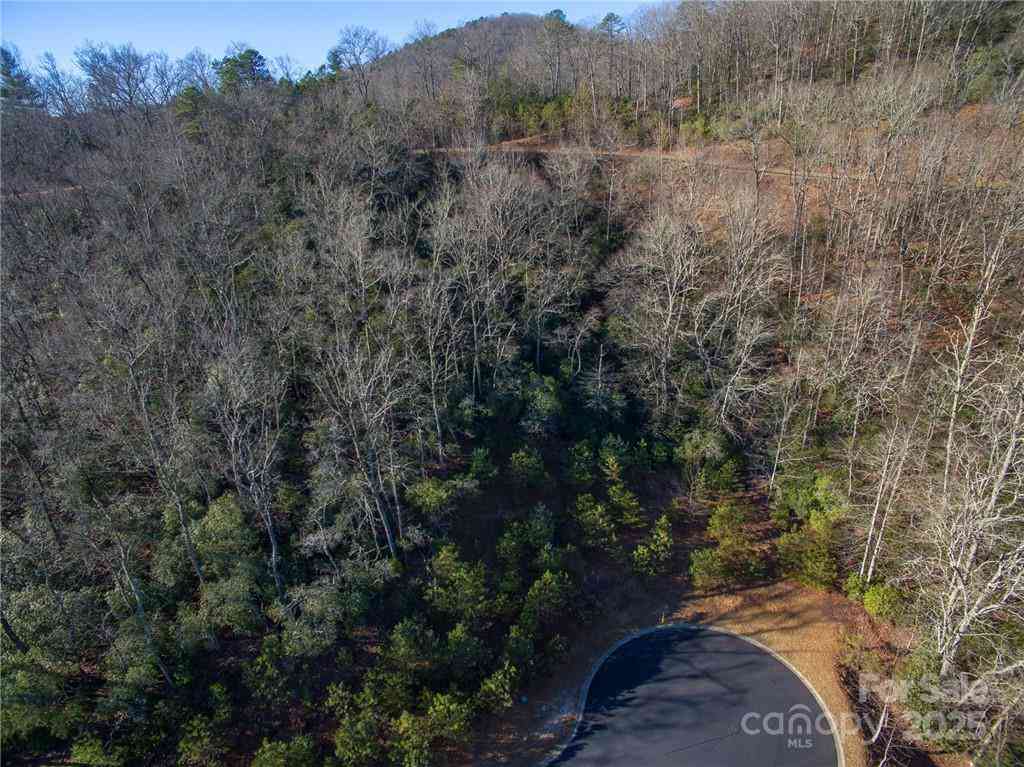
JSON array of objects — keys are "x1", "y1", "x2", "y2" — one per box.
[{"x1": 2, "y1": 1, "x2": 648, "y2": 75}]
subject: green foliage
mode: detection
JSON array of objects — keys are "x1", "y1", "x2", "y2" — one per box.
[
  {"x1": 679, "y1": 113, "x2": 710, "y2": 146},
  {"x1": 0, "y1": 46, "x2": 40, "y2": 106},
  {"x1": 573, "y1": 493, "x2": 618, "y2": 553},
  {"x1": 427, "y1": 545, "x2": 488, "y2": 626},
  {"x1": 895, "y1": 646, "x2": 972, "y2": 747},
  {"x1": 674, "y1": 427, "x2": 732, "y2": 497},
  {"x1": 777, "y1": 525, "x2": 838, "y2": 589},
  {"x1": 406, "y1": 478, "x2": 454, "y2": 518},
  {"x1": 496, "y1": 504, "x2": 557, "y2": 577},
  {"x1": 392, "y1": 711, "x2": 432, "y2": 767},
  {"x1": 632, "y1": 515, "x2": 673, "y2": 577},
  {"x1": 975, "y1": 743, "x2": 1024, "y2": 767},
  {"x1": 702, "y1": 457, "x2": 740, "y2": 494},
  {"x1": 607, "y1": 482, "x2": 644, "y2": 528},
  {"x1": 519, "y1": 570, "x2": 574, "y2": 637},
  {"x1": 1, "y1": 654, "x2": 89, "y2": 749},
  {"x1": 243, "y1": 635, "x2": 288, "y2": 705},
  {"x1": 468, "y1": 447, "x2": 498, "y2": 483},
  {"x1": 689, "y1": 547, "x2": 729, "y2": 590},
  {"x1": 651, "y1": 441, "x2": 672, "y2": 465},
  {"x1": 844, "y1": 572, "x2": 867, "y2": 602},
  {"x1": 690, "y1": 504, "x2": 764, "y2": 589},
  {"x1": 193, "y1": 496, "x2": 250, "y2": 565},
  {"x1": 566, "y1": 440, "x2": 595, "y2": 486},
  {"x1": 173, "y1": 85, "x2": 206, "y2": 140},
  {"x1": 276, "y1": 582, "x2": 366, "y2": 658},
  {"x1": 477, "y1": 660, "x2": 518, "y2": 712},
  {"x1": 508, "y1": 448, "x2": 546, "y2": 487},
  {"x1": 70, "y1": 735, "x2": 123, "y2": 766},
  {"x1": 251, "y1": 735, "x2": 317, "y2": 767},
  {"x1": 707, "y1": 502, "x2": 749, "y2": 544},
  {"x1": 863, "y1": 583, "x2": 903, "y2": 621},
  {"x1": 774, "y1": 471, "x2": 844, "y2": 589},
  {"x1": 177, "y1": 715, "x2": 227, "y2": 766},
  {"x1": 772, "y1": 470, "x2": 844, "y2": 530},
  {"x1": 424, "y1": 691, "x2": 473, "y2": 742},
  {"x1": 520, "y1": 374, "x2": 563, "y2": 436},
  {"x1": 630, "y1": 438, "x2": 653, "y2": 473},
  {"x1": 503, "y1": 623, "x2": 535, "y2": 668},
  {"x1": 389, "y1": 691, "x2": 473, "y2": 767},
  {"x1": 215, "y1": 48, "x2": 271, "y2": 91},
  {"x1": 329, "y1": 685, "x2": 385, "y2": 767},
  {"x1": 444, "y1": 622, "x2": 490, "y2": 687},
  {"x1": 962, "y1": 47, "x2": 1004, "y2": 103},
  {"x1": 598, "y1": 434, "x2": 631, "y2": 480},
  {"x1": 384, "y1": 618, "x2": 439, "y2": 682}
]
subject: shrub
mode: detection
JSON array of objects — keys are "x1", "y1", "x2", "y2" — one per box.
[
  {"x1": 962, "y1": 47, "x2": 1002, "y2": 103},
  {"x1": 251, "y1": 735, "x2": 317, "y2": 767},
  {"x1": 777, "y1": 517, "x2": 838, "y2": 589},
  {"x1": 689, "y1": 548, "x2": 727, "y2": 590},
  {"x1": 444, "y1": 622, "x2": 490, "y2": 686},
  {"x1": 520, "y1": 570, "x2": 574, "y2": 636},
  {"x1": 533, "y1": 541, "x2": 573, "y2": 574},
  {"x1": 426, "y1": 545, "x2": 489, "y2": 626},
  {"x1": 544, "y1": 634, "x2": 570, "y2": 662},
  {"x1": 863, "y1": 583, "x2": 903, "y2": 621},
  {"x1": 329, "y1": 685, "x2": 385, "y2": 767},
  {"x1": 385, "y1": 618, "x2": 439, "y2": 681},
  {"x1": 525, "y1": 503, "x2": 556, "y2": 550},
  {"x1": 679, "y1": 114, "x2": 710, "y2": 146},
  {"x1": 504, "y1": 623, "x2": 535, "y2": 668},
  {"x1": 707, "y1": 503, "x2": 749, "y2": 543},
  {"x1": 243, "y1": 635, "x2": 287, "y2": 705},
  {"x1": 599, "y1": 434, "x2": 631, "y2": 480},
  {"x1": 608, "y1": 483, "x2": 644, "y2": 528},
  {"x1": 705, "y1": 457, "x2": 740, "y2": 493},
  {"x1": 425, "y1": 691, "x2": 473, "y2": 743},
  {"x1": 468, "y1": 447, "x2": 498, "y2": 483},
  {"x1": 391, "y1": 693, "x2": 472, "y2": 767},
  {"x1": 630, "y1": 438, "x2": 653, "y2": 473},
  {"x1": 674, "y1": 427, "x2": 729, "y2": 496},
  {"x1": 391, "y1": 711, "x2": 432, "y2": 767},
  {"x1": 573, "y1": 494, "x2": 618, "y2": 553},
  {"x1": 177, "y1": 715, "x2": 226, "y2": 766},
  {"x1": 520, "y1": 374, "x2": 562, "y2": 436},
  {"x1": 498, "y1": 503, "x2": 558, "y2": 575},
  {"x1": 70, "y1": 736, "x2": 123, "y2": 766},
  {"x1": 843, "y1": 572, "x2": 867, "y2": 601},
  {"x1": 773, "y1": 470, "x2": 844, "y2": 528},
  {"x1": 774, "y1": 472, "x2": 844, "y2": 589},
  {"x1": 509, "y1": 448, "x2": 546, "y2": 487},
  {"x1": 405, "y1": 478, "x2": 454, "y2": 518},
  {"x1": 632, "y1": 515, "x2": 674, "y2": 577},
  {"x1": 691, "y1": 504, "x2": 764, "y2": 589},
  {"x1": 477, "y1": 660, "x2": 518, "y2": 712},
  {"x1": 896, "y1": 646, "x2": 971, "y2": 748},
  {"x1": 566, "y1": 441, "x2": 595, "y2": 486}
]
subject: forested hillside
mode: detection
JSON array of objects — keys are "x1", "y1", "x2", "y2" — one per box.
[{"x1": 2, "y1": 2, "x2": 1023, "y2": 766}]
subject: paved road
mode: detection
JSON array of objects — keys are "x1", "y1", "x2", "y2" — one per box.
[{"x1": 551, "y1": 626, "x2": 840, "y2": 767}]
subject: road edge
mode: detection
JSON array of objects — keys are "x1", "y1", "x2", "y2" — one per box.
[{"x1": 537, "y1": 621, "x2": 847, "y2": 767}]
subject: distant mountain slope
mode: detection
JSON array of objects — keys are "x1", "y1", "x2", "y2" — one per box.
[{"x1": 373, "y1": 12, "x2": 546, "y2": 105}]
